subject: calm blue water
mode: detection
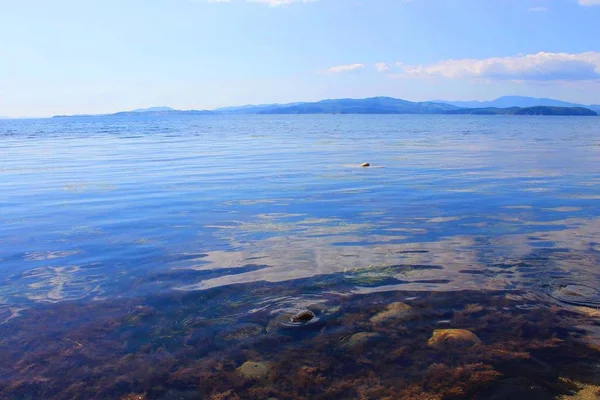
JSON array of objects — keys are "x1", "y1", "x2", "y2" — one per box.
[{"x1": 2, "y1": 115, "x2": 600, "y2": 399}]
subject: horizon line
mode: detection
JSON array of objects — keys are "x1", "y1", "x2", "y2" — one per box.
[{"x1": 2, "y1": 94, "x2": 600, "y2": 119}]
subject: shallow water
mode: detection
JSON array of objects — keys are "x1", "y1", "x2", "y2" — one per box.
[{"x1": 1, "y1": 114, "x2": 600, "y2": 399}]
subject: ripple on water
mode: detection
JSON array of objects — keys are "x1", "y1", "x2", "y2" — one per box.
[{"x1": 548, "y1": 280, "x2": 600, "y2": 307}]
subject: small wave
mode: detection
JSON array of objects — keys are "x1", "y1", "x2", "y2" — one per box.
[{"x1": 547, "y1": 280, "x2": 600, "y2": 307}]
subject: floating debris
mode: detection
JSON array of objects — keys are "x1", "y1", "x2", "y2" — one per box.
[{"x1": 361, "y1": 162, "x2": 370, "y2": 167}]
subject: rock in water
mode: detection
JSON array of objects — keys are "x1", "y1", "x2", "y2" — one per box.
[
  {"x1": 370, "y1": 302, "x2": 412, "y2": 325},
  {"x1": 428, "y1": 329, "x2": 482, "y2": 349},
  {"x1": 574, "y1": 306, "x2": 600, "y2": 318},
  {"x1": 361, "y1": 162, "x2": 370, "y2": 167},
  {"x1": 342, "y1": 332, "x2": 380, "y2": 350},
  {"x1": 558, "y1": 379, "x2": 600, "y2": 400},
  {"x1": 237, "y1": 361, "x2": 271, "y2": 379},
  {"x1": 291, "y1": 310, "x2": 315, "y2": 323}
]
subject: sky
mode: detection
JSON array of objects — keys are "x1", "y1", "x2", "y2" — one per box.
[{"x1": 1, "y1": 0, "x2": 600, "y2": 117}]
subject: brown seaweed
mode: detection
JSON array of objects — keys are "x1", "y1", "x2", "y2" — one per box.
[{"x1": 2, "y1": 277, "x2": 600, "y2": 400}]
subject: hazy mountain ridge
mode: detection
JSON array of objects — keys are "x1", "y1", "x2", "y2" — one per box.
[
  {"x1": 259, "y1": 97, "x2": 460, "y2": 114},
  {"x1": 214, "y1": 102, "x2": 306, "y2": 114},
  {"x1": 439, "y1": 96, "x2": 600, "y2": 113},
  {"x1": 111, "y1": 109, "x2": 214, "y2": 117},
  {"x1": 50, "y1": 96, "x2": 598, "y2": 118},
  {"x1": 131, "y1": 107, "x2": 176, "y2": 113},
  {"x1": 445, "y1": 106, "x2": 597, "y2": 116}
]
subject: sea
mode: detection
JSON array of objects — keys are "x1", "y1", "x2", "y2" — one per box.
[{"x1": 1, "y1": 114, "x2": 600, "y2": 399}]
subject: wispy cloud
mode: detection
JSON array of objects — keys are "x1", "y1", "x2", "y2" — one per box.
[
  {"x1": 375, "y1": 63, "x2": 391, "y2": 73},
  {"x1": 528, "y1": 6, "x2": 548, "y2": 12},
  {"x1": 388, "y1": 52, "x2": 600, "y2": 82},
  {"x1": 579, "y1": 0, "x2": 600, "y2": 5},
  {"x1": 325, "y1": 64, "x2": 365, "y2": 73}
]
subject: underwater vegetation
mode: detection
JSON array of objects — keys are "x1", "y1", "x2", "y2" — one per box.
[{"x1": 2, "y1": 270, "x2": 600, "y2": 400}]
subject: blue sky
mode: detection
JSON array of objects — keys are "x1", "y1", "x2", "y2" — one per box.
[{"x1": 1, "y1": 0, "x2": 600, "y2": 116}]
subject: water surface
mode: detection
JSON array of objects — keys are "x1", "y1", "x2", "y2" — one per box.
[{"x1": 1, "y1": 115, "x2": 600, "y2": 399}]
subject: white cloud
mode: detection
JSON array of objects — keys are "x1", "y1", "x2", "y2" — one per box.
[
  {"x1": 579, "y1": 0, "x2": 600, "y2": 5},
  {"x1": 375, "y1": 63, "x2": 391, "y2": 73},
  {"x1": 528, "y1": 6, "x2": 548, "y2": 11},
  {"x1": 326, "y1": 64, "x2": 365, "y2": 73},
  {"x1": 392, "y1": 52, "x2": 600, "y2": 82}
]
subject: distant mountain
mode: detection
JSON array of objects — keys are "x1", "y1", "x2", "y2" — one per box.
[
  {"x1": 131, "y1": 106, "x2": 176, "y2": 113},
  {"x1": 438, "y1": 96, "x2": 596, "y2": 110},
  {"x1": 259, "y1": 97, "x2": 460, "y2": 114},
  {"x1": 589, "y1": 105, "x2": 600, "y2": 113},
  {"x1": 445, "y1": 106, "x2": 597, "y2": 116},
  {"x1": 52, "y1": 97, "x2": 460, "y2": 117},
  {"x1": 214, "y1": 103, "x2": 306, "y2": 114},
  {"x1": 111, "y1": 109, "x2": 213, "y2": 117},
  {"x1": 51, "y1": 96, "x2": 599, "y2": 118},
  {"x1": 54, "y1": 109, "x2": 214, "y2": 118}
]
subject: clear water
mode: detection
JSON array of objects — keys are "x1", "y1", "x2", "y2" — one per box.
[{"x1": 1, "y1": 115, "x2": 600, "y2": 399}]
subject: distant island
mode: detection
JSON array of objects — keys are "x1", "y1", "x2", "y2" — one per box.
[
  {"x1": 52, "y1": 96, "x2": 599, "y2": 118},
  {"x1": 437, "y1": 95, "x2": 600, "y2": 112},
  {"x1": 445, "y1": 106, "x2": 598, "y2": 116}
]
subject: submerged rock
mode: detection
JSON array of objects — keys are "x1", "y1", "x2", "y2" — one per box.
[
  {"x1": 428, "y1": 329, "x2": 482, "y2": 349},
  {"x1": 558, "y1": 378, "x2": 600, "y2": 400},
  {"x1": 370, "y1": 302, "x2": 412, "y2": 325},
  {"x1": 361, "y1": 162, "x2": 370, "y2": 167},
  {"x1": 560, "y1": 386, "x2": 600, "y2": 400},
  {"x1": 341, "y1": 332, "x2": 380, "y2": 350},
  {"x1": 291, "y1": 310, "x2": 316, "y2": 323},
  {"x1": 574, "y1": 306, "x2": 600, "y2": 318},
  {"x1": 237, "y1": 361, "x2": 271, "y2": 379}
]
